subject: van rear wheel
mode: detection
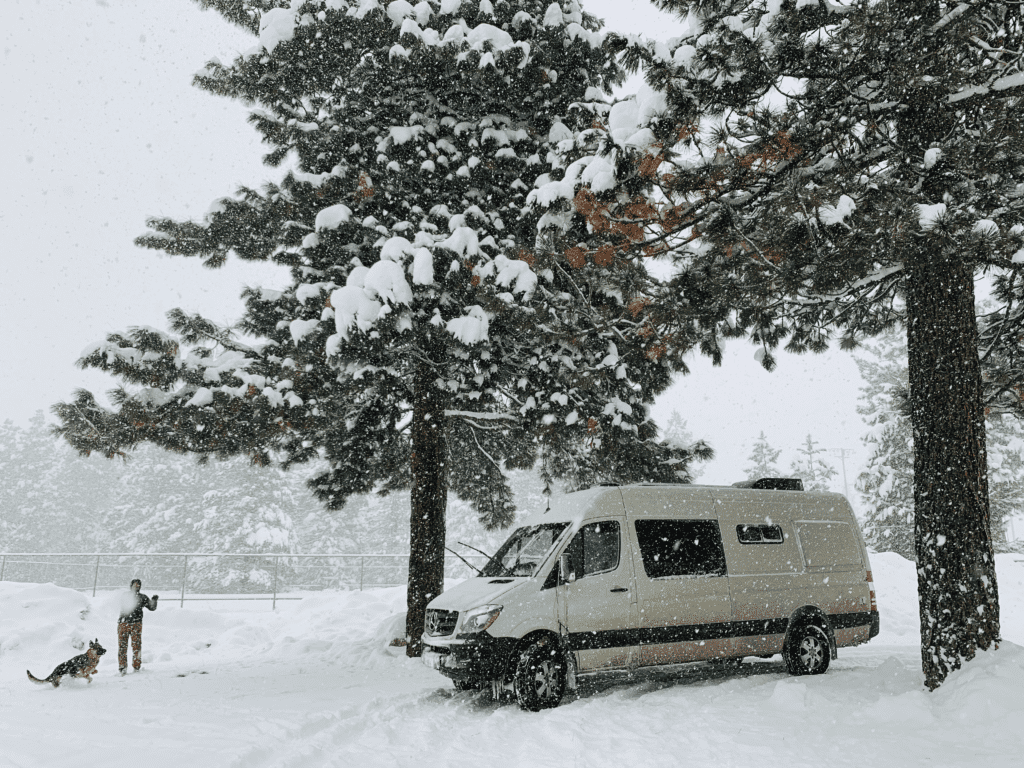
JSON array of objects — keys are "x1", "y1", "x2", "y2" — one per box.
[
  {"x1": 784, "y1": 625, "x2": 830, "y2": 675},
  {"x1": 513, "y1": 638, "x2": 565, "y2": 711}
]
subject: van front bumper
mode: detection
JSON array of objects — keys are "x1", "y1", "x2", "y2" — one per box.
[{"x1": 421, "y1": 633, "x2": 517, "y2": 683}]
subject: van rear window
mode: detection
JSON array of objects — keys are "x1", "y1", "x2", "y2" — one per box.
[
  {"x1": 736, "y1": 524, "x2": 785, "y2": 544},
  {"x1": 634, "y1": 519, "x2": 727, "y2": 578}
]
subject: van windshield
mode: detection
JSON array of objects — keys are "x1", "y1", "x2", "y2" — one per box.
[{"x1": 481, "y1": 523, "x2": 570, "y2": 578}]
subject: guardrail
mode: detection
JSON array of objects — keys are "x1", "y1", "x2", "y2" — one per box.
[{"x1": 0, "y1": 552, "x2": 487, "y2": 609}]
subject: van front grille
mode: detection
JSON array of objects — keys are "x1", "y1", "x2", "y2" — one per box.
[{"x1": 425, "y1": 609, "x2": 459, "y2": 637}]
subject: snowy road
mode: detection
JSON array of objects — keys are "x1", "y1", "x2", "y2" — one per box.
[{"x1": 3, "y1": 553, "x2": 1024, "y2": 767}]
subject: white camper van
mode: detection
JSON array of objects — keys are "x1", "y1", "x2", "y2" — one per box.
[{"x1": 421, "y1": 480, "x2": 879, "y2": 711}]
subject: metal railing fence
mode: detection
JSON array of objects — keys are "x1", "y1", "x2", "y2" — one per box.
[{"x1": 0, "y1": 552, "x2": 487, "y2": 609}]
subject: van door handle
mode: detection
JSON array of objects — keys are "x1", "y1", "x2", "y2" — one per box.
[{"x1": 610, "y1": 587, "x2": 629, "y2": 593}]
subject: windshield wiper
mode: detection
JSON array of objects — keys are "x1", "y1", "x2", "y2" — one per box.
[
  {"x1": 458, "y1": 541, "x2": 493, "y2": 560},
  {"x1": 445, "y1": 546, "x2": 484, "y2": 576},
  {"x1": 460, "y1": 540, "x2": 514, "y2": 577}
]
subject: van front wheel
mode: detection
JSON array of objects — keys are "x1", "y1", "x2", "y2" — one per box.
[
  {"x1": 513, "y1": 638, "x2": 565, "y2": 711},
  {"x1": 784, "y1": 625, "x2": 830, "y2": 676}
]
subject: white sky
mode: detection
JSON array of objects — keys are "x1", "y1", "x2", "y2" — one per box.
[{"x1": 0, "y1": 0, "x2": 870, "y2": 504}]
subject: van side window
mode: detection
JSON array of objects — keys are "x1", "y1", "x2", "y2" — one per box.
[
  {"x1": 634, "y1": 520, "x2": 727, "y2": 578},
  {"x1": 737, "y1": 524, "x2": 785, "y2": 544},
  {"x1": 565, "y1": 521, "x2": 620, "y2": 578}
]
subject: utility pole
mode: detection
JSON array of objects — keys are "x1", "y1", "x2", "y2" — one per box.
[{"x1": 833, "y1": 448, "x2": 853, "y2": 500}]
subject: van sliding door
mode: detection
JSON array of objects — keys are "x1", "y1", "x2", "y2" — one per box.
[{"x1": 630, "y1": 518, "x2": 734, "y2": 666}]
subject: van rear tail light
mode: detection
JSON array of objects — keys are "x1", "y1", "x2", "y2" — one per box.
[{"x1": 866, "y1": 570, "x2": 877, "y2": 611}]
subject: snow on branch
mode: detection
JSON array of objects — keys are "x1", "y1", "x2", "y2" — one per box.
[{"x1": 444, "y1": 410, "x2": 517, "y2": 421}]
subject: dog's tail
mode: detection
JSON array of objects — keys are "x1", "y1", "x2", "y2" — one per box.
[{"x1": 26, "y1": 670, "x2": 50, "y2": 684}]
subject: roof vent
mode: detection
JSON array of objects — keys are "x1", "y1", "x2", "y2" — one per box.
[{"x1": 732, "y1": 477, "x2": 804, "y2": 491}]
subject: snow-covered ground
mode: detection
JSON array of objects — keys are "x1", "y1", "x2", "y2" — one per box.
[{"x1": 2, "y1": 553, "x2": 1024, "y2": 767}]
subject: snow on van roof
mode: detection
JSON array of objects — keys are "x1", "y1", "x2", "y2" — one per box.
[
  {"x1": 517, "y1": 483, "x2": 850, "y2": 530},
  {"x1": 517, "y1": 485, "x2": 613, "y2": 529}
]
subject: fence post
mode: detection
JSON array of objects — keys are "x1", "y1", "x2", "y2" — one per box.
[
  {"x1": 180, "y1": 555, "x2": 188, "y2": 608},
  {"x1": 359, "y1": 556, "x2": 364, "y2": 591},
  {"x1": 272, "y1": 555, "x2": 280, "y2": 611},
  {"x1": 92, "y1": 555, "x2": 101, "y2": 597},
  {"x1": 0, "y1": 554, "x2": 6, "y2": 582}
]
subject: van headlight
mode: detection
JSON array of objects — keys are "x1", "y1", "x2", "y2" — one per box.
[{"x1": 461, "y1": 604, "x2": 502, "y2": 634}]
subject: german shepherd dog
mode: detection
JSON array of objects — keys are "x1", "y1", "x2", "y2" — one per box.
[{"x1": 27, "y1": 639, "x2": 107, "y2": 687}]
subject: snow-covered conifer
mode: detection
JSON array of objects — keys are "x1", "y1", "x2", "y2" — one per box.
[
  {"x1": 109, "y1": 449, "x2": 300, "y2": 591},
  {"x1": 0, "y1": 413, "x2": 116, "y2": 554},
  {"x1": 857, "y1": 333, "x2": 1021, "y2": 559},
  {"x1": 743, "y1": 431, "x2": 780, "y2": 481},
  {"x1": 661, "y1": 410, "x2": 705, "y2": 480},
  {"x1": 789, "y1": 435, "x2": 837, "y2": 493},
  {"x1": 856, "y1": 335, "x2": 915, "y2": 559},
  {"x1": 53, "y1": 0, "x2": 706, "y2": 654}
]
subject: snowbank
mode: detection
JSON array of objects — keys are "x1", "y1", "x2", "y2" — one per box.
[
  {"x1": 869, "y1": 549, "x2": 921, "y2": 643},
  {"x1": 0, "y1": 582, "x2": 93, "y2": 663},
  {"x1": 866, "y1": 550, "x2": 1024, "y2": 646},
  {"x1": 0, "y1": 582, "x2": 410, "y2": 685}
]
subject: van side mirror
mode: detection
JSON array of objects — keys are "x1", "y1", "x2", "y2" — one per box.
[{"x1": 559, "y1": 553, "x2": 575, "y2": 584}]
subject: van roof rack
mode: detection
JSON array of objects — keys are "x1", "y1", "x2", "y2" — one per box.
[{"x1": 732, "y1": 477, "x2": 804, "y2": 491}]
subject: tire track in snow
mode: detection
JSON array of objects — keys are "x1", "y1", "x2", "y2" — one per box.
[{"x1": 222, "y1": 649, "x2": 932, "y2": 768}]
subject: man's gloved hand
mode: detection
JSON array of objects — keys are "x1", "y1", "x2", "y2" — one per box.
[{"x1": 152, "y1": 595, "x2": 159, "y2": 600}]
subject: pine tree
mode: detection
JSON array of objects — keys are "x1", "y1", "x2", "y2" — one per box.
[
  {"x1": 0, "y1": 413, "x2": 118, "y2": 554},
  {"x1": 53, "y1": 0, "x2": 708, "y2": 655},
  {"x1": 0, "y1": 418, "x2": 38, "y2": 551},
  {"x1": 985, "y1": 414, "x2": 1024, "y2": 549},
  {"x1": 857, "y1": 333, "x2": 1023, "y2": 559},
  {"x1": 542, "y1": 0, "x2": 1023, "y2": 689},
  {"x1": 105, "y1": 444, "x2": 208, "y2": 554},
  {"x1": 789, "y1": 435, "x2": 837, "y2": 493},
  {"x1": 661, "y1": 410, "x2": 705, "y2": 480},
  {"x1": 855, "y1": 335, "x2": 915, "y2": 558},
  {"x1": 108, "y1": 448, "x2": 301, "y2": 591},
  {"x1": 744, "y1": 431, "x2": 781, "y2": 480},
  {"x1": 186, "y1": 463, "x2": 298, "y2": 592}
]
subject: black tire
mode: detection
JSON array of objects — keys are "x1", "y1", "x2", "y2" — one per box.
[
  {"x1": 513, "y1": 638, "x2": 566, "y2": 711},
  {"x1": 784, "y1": 624, "x2": 830, "y2": 675}
]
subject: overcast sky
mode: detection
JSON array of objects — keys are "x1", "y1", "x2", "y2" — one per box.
[{"x1": 1, "y1": 0, "x2": 870, "y2": 499}]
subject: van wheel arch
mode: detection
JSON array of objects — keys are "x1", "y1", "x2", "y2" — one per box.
[
  {"x1": 784, "y1": 606, "x2": 837, "y2": 662},
  {"x1": 510, "y1": 631, "x2": 569, "y2": 711},
  {"x1": 503, "y1": 630, "x2": 564, "y2": 682}
]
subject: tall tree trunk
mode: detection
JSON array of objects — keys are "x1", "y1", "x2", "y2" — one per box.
[
  {"x1": 405, "y1": 361, "x2": 448, "y2": 657},
  {"x1": 905, "y1": 251, "x2": 1000, "y2": 689}
]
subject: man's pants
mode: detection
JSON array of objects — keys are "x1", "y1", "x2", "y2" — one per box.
[{"x1": 117, "y1": 621, "x2": 143, "y2": 670}]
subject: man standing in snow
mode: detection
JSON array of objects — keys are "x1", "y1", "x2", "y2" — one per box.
[{"x1": 118, "y1": 579, "x2": 158, "y2": 674}]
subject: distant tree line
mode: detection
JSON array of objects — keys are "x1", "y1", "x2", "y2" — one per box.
[
  {"x1": 0, "y1": 413, "x2": 551, "y2": 590},
  {"x1": 743, "y1": 431, "x2": 838, "y2": 493}
]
